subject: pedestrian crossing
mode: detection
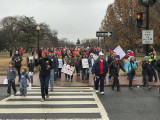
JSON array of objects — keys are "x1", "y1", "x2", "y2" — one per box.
[{"x1": 0, "y1": 87, "x2": 109, "y2": 120}]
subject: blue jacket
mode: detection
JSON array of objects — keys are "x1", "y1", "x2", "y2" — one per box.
[
  {"x1": 92, "y1": 59, "x2": 108, "y2": 76},
  {"x1": 126, "y1": 61, "x2": 137, "y2": 73}
]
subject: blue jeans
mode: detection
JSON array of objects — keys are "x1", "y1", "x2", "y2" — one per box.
[
  {"x1": 82, "y1": 69, "x2": 88, "y2": 81},
  {"x1": 50, "y1": 69, "x2": 54, "y2": 91},
  {"x1": 76, "y1": 66, "x2": 80, "y2": 75},
  {"x1": 39, "y1": 75, "x2": 50, "y2": 99}
]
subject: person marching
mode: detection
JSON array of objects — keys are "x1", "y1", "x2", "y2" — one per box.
[
  {"x1": 28, "y1": 59, "x2": 34, "y2": 83},
  {"x1": 66, "y1": 54, "x2": 75, "y2": 82},
  {"x1": 80, "y1": 53, "x2": 90, "y2": 82},
  {"x1": 57, "y1": 52, "x2": 63, "y2": 80},
  {"x1": 12, "y1": 50, "x2": 23, "y2": 77},
  {"x1": 7, "y1": 61, "x2": 17, "y2": 96},
  {"x1": 142, "y1": 56, "x2": 152, "y2": 90},
  {"x1": 18, "y1": 66, "x2": 31, "y2": 96},
  {"x1": 126, "y1": 56, "x2": 137, "y2": 90},
  {"x1": 48, "y1": 51, "x2": 58, "y2": 92},
  {"x1": 92, "y1": 52, "x2": 108, "y2": 95},
  {"x1": 35, "y1": 50, "x2": 52, "y2": 102},
  {"x1": 109, "y1": 55, "x2": 126, "y2": 91}
]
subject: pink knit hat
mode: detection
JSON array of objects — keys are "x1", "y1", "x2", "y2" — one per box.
[{"x1": 130, "y1": 52, "x2": 134, "y2": 56}]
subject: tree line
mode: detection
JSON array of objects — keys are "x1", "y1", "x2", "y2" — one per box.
[
  {"x1": 100, "y1": 0, "x2": 160, "y2": 52},
  {"x1": 0, "y1": 15, "x2": 75, "y2": 52}
]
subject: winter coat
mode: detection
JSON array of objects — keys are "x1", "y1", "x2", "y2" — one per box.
[
  {"x1": 35, "y1": 58, "x2": 53, "y2": 76},
  {"x1": 92, "y1": 58, "x2": 108, "y2": 76},
  {"x1": 7, "y1": 67, "x2": 17, "y2": 81},
  {"x1": 142, "y1": 61, "x2": 154, "y2": 76},
  {"x1": 48, "y1": 55, "x2": 58, "y2": 72},
  {"x1": 28, "y1": 63, "x2": 34, "y2": 72},
  {"x1": 109, "y1": 61, "x2": 125, "y2": 76},
  {"x1": 67, "y1": 58, "x2": 75, "y2": 66},
  {"x1": 126, "y1": 61, "x2": 137, "y2": 73},
  {"x1": 12, "y1": 54, "x2": 23, "y2": 67}
]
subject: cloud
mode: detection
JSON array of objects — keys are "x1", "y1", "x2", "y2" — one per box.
[{"x1": 0, "y1": 0, "x2": 114, "y2": 42}]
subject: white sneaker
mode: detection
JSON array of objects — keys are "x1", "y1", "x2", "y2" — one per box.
[
  {"x1": 100, "y1": 92, "x2": 104, "y2": 95},
  {"x1": 95, "y1": 90, "x2": 98, "y2": 93},
  {"x1": 41, "y1": 98, "x2": 45, "y2": 102}
]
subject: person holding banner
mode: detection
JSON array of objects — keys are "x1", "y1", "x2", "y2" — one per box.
[
  {"x1": 92, "y1": 52, "x2": 108, "y2": 95},
  {"x1": 80, "y1": 53, "x2": 90, "y2": 82},
  {"x1": 109, "y1": 55, "x2": 126, "y2": 91},
  {"x1": 66, "y1": 54, "x2": 75, "y2": 82}
]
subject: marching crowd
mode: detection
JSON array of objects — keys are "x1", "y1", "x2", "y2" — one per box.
[{"x1": 6, "y1": 46, "x2": 160, "y2": 102}]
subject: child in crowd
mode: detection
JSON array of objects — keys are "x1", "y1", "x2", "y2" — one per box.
[
  {"x1": 28, "y1": 59, "x2": 34, "y2": 83},
  {"x1": 7, "y1": 61, "x2": 17, "y2": 96},
  {"x1": 19, "y1": 66, "x2": 31, "y2": 96}
]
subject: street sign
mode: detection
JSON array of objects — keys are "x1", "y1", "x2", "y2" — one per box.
[
  {"x1": 142, "y1": 30, "x2": 153, "y2": 44},
  {"x1": 96, "y1": 32, "x2": 112, "y2": 37}
]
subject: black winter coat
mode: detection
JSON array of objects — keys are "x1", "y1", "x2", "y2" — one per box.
[
  {"x1": 12, "y1": 54, "x2": 23, "y2": 67},
  {"x1": 35, "y1": 58, "x2": 52, "y2": 76}
]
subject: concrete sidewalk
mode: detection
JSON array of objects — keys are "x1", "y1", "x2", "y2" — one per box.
[{"x1": 0, "y1": 73, "x2": 160, "y2": 87}]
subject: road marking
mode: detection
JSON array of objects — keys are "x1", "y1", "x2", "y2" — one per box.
[{"x1": 0, "y1": 87, "x2": 109, "y2": 120}]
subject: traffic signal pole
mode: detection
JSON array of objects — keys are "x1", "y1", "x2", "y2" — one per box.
[{"x1": 146, "y1": 4, "x2": 149, "y2": 56}]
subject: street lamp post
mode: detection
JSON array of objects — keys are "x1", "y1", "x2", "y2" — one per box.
[{"x1": 36, "y1": 25, "x2": 40, "y2": 58}]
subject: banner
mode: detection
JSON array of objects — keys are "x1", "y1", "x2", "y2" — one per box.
[
  {"x1": 82, "y1": 59, "x2": 89, "y2": 68},
  {"x1": 58, "y1": 59, "x2": 63, "y2": 68},
  {"x1": 114, "y1": 46, "x2": 126, "y2": 59},
  {"x1": 3, "y1": 78, "x2": 8, "y2": 84},
  {"x1": 61, "y1": 64, "x2": 75, "y2": 76}
]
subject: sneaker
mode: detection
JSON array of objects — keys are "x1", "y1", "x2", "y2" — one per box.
[
  {"x1": 111, "y1": 88, "x2": 115, "y2": 90},
  {"x1": 14, "y1": 92, "x2": 17, "y2": 96},
  {"x1": 46, "y1": 95, "x2": 49, "y2": 99},
  {"x1": 7, "y1": 93, "x2": 11, "y2": 96},
  {"x1": 71, "y1": 79, "x2": 73, "y2": 82},
  {"x1": 41, "y1": 98, "x2": 45, "y2": 102},
  {"x1": 117, "y1": 88, "x2": 121, "y2": 92},
  {"x1": 100, "y1": 92, "x2": 104, "y2": 95},
  {"x1": 95, "y1": 90, "x2": 98, "y2": 93},
  {"x1": 50, "y1": 90, "x2": 53, "y2": 92},
  {"x1": 129, "y1": 87, "x2": 133, "y2": 90},
  {"x1": 108, "y1": 78, "x2": 112, "y2": 82},
  {"x1": 133, "y1": 77, "x2": 136, "y2": 80},
  {"x1": 54, "y1": 81, "x2": 57, "y2": 83}
]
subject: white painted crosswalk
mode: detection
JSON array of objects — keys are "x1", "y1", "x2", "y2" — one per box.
[{"x1": 0, "y1": 87, "x2": 109, "y2": 120}]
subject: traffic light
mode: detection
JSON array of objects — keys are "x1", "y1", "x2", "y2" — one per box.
[
  {"x1": 137, "y1": 12, "x2": 143, "y2": 28},
  {"x1": 139, "y1": 0, "x2": 156, "y2": 6}
]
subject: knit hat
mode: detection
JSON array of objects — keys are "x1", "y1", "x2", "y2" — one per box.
[
  {"x1": 130, "y1": 52, "x2": 134, "y2": 56},
  {"x1": 115, "y1": 55, "x2": 120, "y2": 58},
  {"x1": 144, "y1": 56, "x2": 149, "y2": 59},
  {"x1": 42, "y1": 50, "x2": 49, "y2": 57},
  {"x1": 127, "y1": 50, "x2": 131, "y2": 53}
]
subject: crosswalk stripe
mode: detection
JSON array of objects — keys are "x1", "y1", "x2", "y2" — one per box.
[
  {"x1": 0, "y1": 87, "x2": 109, "y2": 120},
  {"x1": 0, "y1": 108, "x2": 100, "y2": 113},
  {"x1": 0, "y1": 101, "x2": 97, "y2": 105},
  {"x1": 7, "y1": 96, "x2": 94, "y2": 99}
]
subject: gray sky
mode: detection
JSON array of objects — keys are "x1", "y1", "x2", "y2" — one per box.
[{"x1": 0, "y1": 0, "x2": 114, "y2": 42}]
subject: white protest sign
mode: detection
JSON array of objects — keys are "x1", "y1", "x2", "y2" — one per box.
[
  {"x1": 61, "y1": 64, "x2": 66, "y2": 73},
  {"x1": 82, "y1": 59, "x2": 89, "y2": 68},
  {"x1": 67, "y1": 66, "x2": 75, "y2": 76},
  {"x1": 93, "y1": 54, "x2": 99, "y2": 60},
  {"x1": 3, "y1": 78, "x2": 8, "y2": 84},
  {"x1": 28, "y1": 83, "x2": 32, "y2": 90},
  {"x1": 114, "y1": 46, "x2": 126, "y2": 59},
  {"x1": 58, "y1": 59, "x2": 63, "y2": 68}
]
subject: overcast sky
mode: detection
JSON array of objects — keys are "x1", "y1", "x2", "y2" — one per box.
[{"x1": 0, "y1": 0, "x2": 114, "y2": 42}]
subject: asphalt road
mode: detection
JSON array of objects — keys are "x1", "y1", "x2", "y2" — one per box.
[
  {"x1": 1, "y1": 87, "x2": 160, "y2": 120},
  {"x1": 98, "y1": 87, "x2": 160, "y2": 120}
]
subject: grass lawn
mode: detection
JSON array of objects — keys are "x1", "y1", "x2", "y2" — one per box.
[{"x1": 0, "y1": 52, "x2": 31, "y2": 75}]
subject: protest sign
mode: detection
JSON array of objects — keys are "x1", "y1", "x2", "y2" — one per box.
[
  {"x1": 114, "y1": 46, "x2": 126, "y2": 59},
  {"x1": 58, "y1": 59, "x2": 63, "y2": 68},
  {"x1": 82, "y1": 59, "x2": 89, "y2": 68}
]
